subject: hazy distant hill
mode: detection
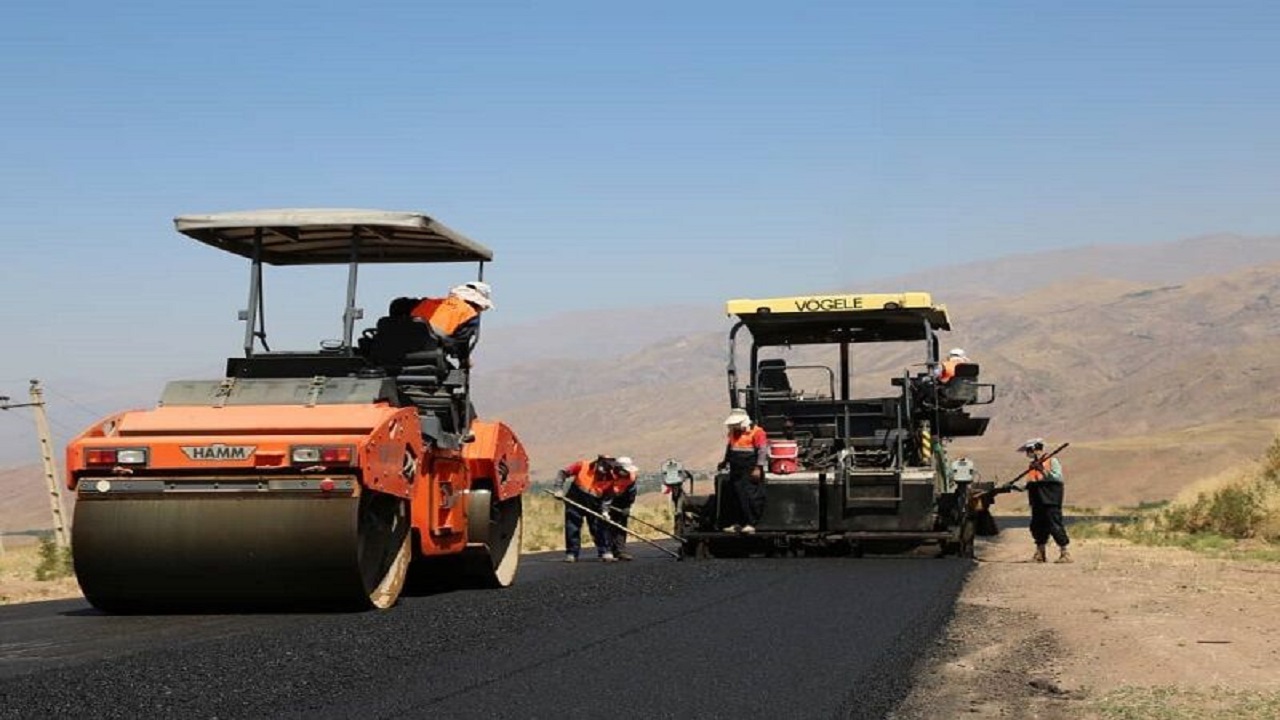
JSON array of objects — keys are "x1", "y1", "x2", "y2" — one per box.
[
  {"x1": 478, "y1": 256, "x2": 1280, "y2": 506},
  {"x1": 474, "y1": 233, "x2": 1280, "y2": 371},
  {"x1": 5, "y1": 234, "x2": 1280, "y2": 530},
  {"x1": 0, "y1": 465, "x2": 68, "y2": 537}
]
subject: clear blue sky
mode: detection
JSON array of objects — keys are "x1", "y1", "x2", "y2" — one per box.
[{"x1": 3, "y1": 0, "x2": 1280, "y2": 406}]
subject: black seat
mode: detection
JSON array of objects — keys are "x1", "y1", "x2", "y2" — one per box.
[
  {"x1": 757, "y1": 359, "x2": 793, "y2": 398},
  {"x1": 937, "y1": 363, "x2": 981, "y2": 407},
  {"x1": 363, "y1": 316, "x2": 446, "y2": 379}
]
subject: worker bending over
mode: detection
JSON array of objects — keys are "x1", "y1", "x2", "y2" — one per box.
[
  {"x1": 411, "y1": 281, "x2": 493, "y2": 355},
  {"x1": 603, "y1": 457, "x2": 639, "y2": 561},
  {"x1": 555, "y1": 455, "x2": 638, "y2": 563}
]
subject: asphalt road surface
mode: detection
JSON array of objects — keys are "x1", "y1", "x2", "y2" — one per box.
[{"x1": 0, "y1": 548, "x2": 969, "y2": 720}]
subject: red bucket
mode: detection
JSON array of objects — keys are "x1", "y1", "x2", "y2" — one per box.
[{"x1": 768, "y1": 440, "x2": 798, "y2": 474}]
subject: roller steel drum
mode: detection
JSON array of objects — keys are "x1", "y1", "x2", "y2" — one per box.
[{"x1": 72, "y1": 482, "x2": 410, "y2": 612}]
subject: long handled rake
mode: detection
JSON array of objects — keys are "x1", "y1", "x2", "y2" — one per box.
[{"x1": 543, "y1": 488, "x2": 681, "y2": 560}]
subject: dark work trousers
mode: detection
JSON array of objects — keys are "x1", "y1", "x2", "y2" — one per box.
[
  {"x1": 720, "y1": 451, "x2": 766, "y2": 528},
  {"x1": 1028, "y1": 482, "x2": 1070, "y2": 547},
  {"x1": 607, "y1": 484, "x2": 637, "y2": 555},
  {"x1": 564, "y1": 485, "x2": 609, "y2": 558}
]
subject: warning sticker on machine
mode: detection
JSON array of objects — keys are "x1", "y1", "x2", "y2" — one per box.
[{"x1": 181, "y1": 444, "x2": 257, "y2": 461}]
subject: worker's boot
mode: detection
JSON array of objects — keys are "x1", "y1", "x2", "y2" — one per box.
[
  {"x1": 1032, "y1": 545, "x2": 1047, "y2": 563},
  {"x1": 1056, "y1": 546, "x2": 1073, "y2": 564}
]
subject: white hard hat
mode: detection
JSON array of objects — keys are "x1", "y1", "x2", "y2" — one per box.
[
  {"x1": 616, "y1": 456, "x2": 638, "y2": 474},
  {"x1": 451, "y1": 281, "x2": 493, "y2": 310},
  {"x1": 1018, "y1": 438, "x2": 1045, "y2": 452},
  {"x1": 949, "y1": 348, "x2": 966, "y2": 358},
  {"x1": 724, "y1": 408, "x2": 751, "y2": 427}
]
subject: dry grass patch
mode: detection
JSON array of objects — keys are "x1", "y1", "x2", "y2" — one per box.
[
  {"x1": 1093, "y1": 686, "x2": 1280, "y2": 720},
  {"x1": 1077, "y1": 436, "x2": 1280, "y2": 560},
  {"x1": 0, "y1": 541, "x2": 81, "y2": 605},
  {"x1": 521, "y1": 491, "x2": 675, "y2": 553}
]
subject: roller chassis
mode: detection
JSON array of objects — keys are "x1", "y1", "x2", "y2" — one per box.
[{"x1": 66, "y1": 210, "x2": 530, "y2": 612}]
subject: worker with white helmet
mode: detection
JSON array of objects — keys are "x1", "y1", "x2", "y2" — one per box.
[
  {"x1": 603, "y1": 456, "x2": 640, "y2": 561},
  {"x1": 1019, "y1": 438, "x2": 1071, "y2": 563},
  {"x1": 934, "y1": 347, "x2": 971, "y2": 384},
  {"x1": 554, "y1": 454, "x2": 636, "y2": 562},
  {"x1": 716, "y1": 408, "x2": 768, "y2": 533},
  {"x1": 411, "y1": 280, "x2": 493, "y2": 352}
]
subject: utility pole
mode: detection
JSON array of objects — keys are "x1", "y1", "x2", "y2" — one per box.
[{"x1": 0, "y1": 380, "x2": 71, "y2": 549}]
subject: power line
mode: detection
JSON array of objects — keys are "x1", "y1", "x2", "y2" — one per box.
[{"x1": 44, "y1": 387, "x2": 111, "y2": 423}]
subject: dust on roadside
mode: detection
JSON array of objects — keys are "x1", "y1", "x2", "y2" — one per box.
[{"x1": 891, "y1": 526, "x2": 1280, "y2": 719}]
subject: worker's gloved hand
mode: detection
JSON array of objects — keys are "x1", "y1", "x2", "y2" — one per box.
[
  {"x1": 553, "y1": 471, "x2": 568, "y2": 498},
  {"x1": 750, "y1": 466, "x2": 764, "y2": 484},
  {"x1": 1029, "y1": 460, "x2": 1045, "y2": 473}
]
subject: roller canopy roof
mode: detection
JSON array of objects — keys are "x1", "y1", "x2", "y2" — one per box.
[
  {"x1": 726, "y1": 292, "x2": 950, "y2": 345},
  {"x1": 174, "y1": 208, "x2": 493, "y2": 265}
]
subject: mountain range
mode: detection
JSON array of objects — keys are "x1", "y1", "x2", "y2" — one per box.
[{"x1": 4, "y1": 233, "x2": 1279, "y2": 533}]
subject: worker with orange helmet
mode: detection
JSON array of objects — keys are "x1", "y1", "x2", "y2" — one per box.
[
  {"x1": 554, "y1": 455, "x2": 636, "y2": 563},
  {"x1": 716, "y1": 408, "x2": 768, "y2": 533}
]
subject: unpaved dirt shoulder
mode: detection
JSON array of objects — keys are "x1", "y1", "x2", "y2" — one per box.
[{"x1": 891, "y1": 530, "x2": 1280, "y2": 719}]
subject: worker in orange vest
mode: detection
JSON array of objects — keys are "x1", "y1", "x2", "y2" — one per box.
[
  {"x1": 554, "y1": 455, "x2": 635, "y2": 563},
  {"x1": 716, "y1": 408, "x2": 768, "y2": 533},
  {"x1": 935, "y1": 348, "x2": 970, "y2": 384},
  {"x1": 410, "y1": 281, "x2": 493, "y2": 354},
  {"x1": 1020, "y1": 438, "x2": 1071, "y2": 563}
]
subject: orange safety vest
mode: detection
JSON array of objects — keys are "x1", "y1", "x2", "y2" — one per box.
[
  {"x1": 568, "y1": 460, "x2": 616, "y2": 498},
  {"x1": 939, "y1": 357, "x2": 967, "y2": 383},
  {"x1": 1026, "y1": 457, "x2": 1062, "y2": 482},
  {"x1": 411, "y1": 296, "x2": 478, "y2": 338},
  {"x1": 727, "y1": 426, "x2": 767, "y2": 451},
  {"x1": 608, "y1": 471, "x2": 636, "y2": 497}
]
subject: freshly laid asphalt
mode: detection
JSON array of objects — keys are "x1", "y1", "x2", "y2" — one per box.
[{"x1": 0, "y1": 548, "x2": 969, "y2": 720}]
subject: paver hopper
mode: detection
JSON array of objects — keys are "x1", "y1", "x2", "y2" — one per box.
[{"x1": 676, "y1": 292, "x2": 996, "y2": 558}]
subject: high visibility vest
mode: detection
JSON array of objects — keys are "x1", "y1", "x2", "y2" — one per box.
[
  {"x1": 608, "y1": 471, "x2": 636, "y2": 497},
  {"x1": 1027, "y1": 457, "x2": 1062, "y2": 483},
  {"x1": 727, "y1": 426, "x2": 767, "y2": 453},
  {"x1": 569, "y1": 461, "x2": 615, "y2": 497},
  {"x1": 939, "y1": 356, "x2": 968, "y2": 383},
  {"x1": 411, "y1": 296, "x2": 478, "y2": 338}
]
